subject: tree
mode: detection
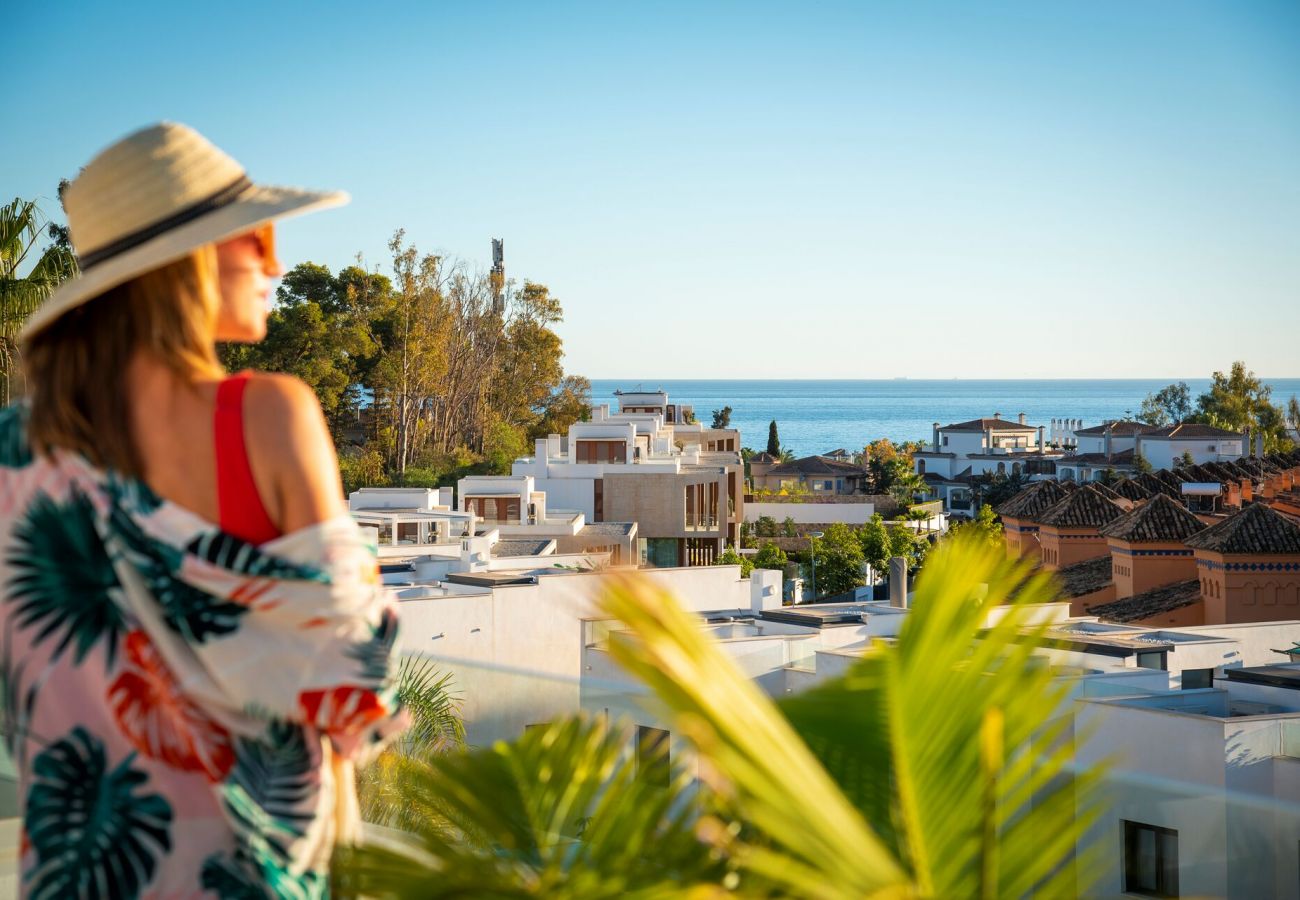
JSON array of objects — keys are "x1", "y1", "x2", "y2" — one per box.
[
  {"x1": 782, "y1": 516, "x2": 797, "y2": 537},
  {"x1": 1288, "y1": 396, "x2": 1300, "y2": 437},
  {"x1": 805, "y1": 522, "x2": 865, "y2": 598},
  {"x1": 766, "y1": 420, "x2": 780, "y2": 456},
  {"x1": 888, "y1": 521, "x2": 928, "y2": 573},
  {"x1": 715, "y1": 547, "x2": 754, "y2": 578},
  {"x1": 1132, "y1": 451, "x2": 1153, "y2": 473},
  {"x1": 948, "y1": 503, "x2": 1002, "y2": 550},
  {"x1": 1194, "y1": 361, "x2": 1290, "y2": 452},
  {"x1": 711, "y1": 405, "x2": 732, "y2": 429},
  {"x1": 1179, "y1": 450, "x2": 1195, "y2": 467},
  {"x1": 1138, "y1": 381, "x2": 1192, "y2": 426},
  {"x1": 972, "y1": 470, "x2": 1029, "y2": 510},
  {"x1": 858, "y1": 513, "x2": 892, "y2": 577},
  {"x1": 754, "y1": 515, "x2": 778, "y2": 538},
  {"x1": 752, "y1": 541, "x2": 788, "y2": 571},
  {"x1": 342, "y1": 536, "x2": 1098, "y2": 897},
  {"x1": 1, "y1": 198, "x2": 78, "y2": 405}
]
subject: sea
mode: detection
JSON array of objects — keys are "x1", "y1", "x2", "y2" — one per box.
[{"x1": 587, "y1": 379, "x2": 1300, "y2": 459}]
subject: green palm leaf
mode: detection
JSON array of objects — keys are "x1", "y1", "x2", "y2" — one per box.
[
  {"x1": 24, "y1": 727, "x2": 172, "y2": 899},
  {"x1": 186, "y1": 529, "x2": 329, "y2": 583},
  {"x1": 341, "y1": 714, "x2": 727, "y2": 898},
  {"x1": 6, "y1": 487, "x2": 127, "y2": 668}
]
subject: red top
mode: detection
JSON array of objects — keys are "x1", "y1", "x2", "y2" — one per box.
[{"x1": 215, "y1": 373, "x2": 282, "y2": 545}]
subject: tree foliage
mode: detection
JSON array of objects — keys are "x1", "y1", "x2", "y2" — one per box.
[
  {"x1": 711, "y1": 405, "x2": 732, "y2": 429},
  {"x1": 1137, "y1": 381, "x2": 1191, "y2": 426},
  {"x1": 1, "y1": 197, "x2": 78, "y2": 405},
  {"x1": 766, "y1": 420, "x2": 781, "y2": 456},
  {"x1": 752, "y1": 541, "x2": 788, "y2": 571},
  {"x1": 226, "y1": 231, "x2": 589, "y2": 485},
  {"x1": 948, "y1": 503, "x2": 1002, "y2": 550},
  {"x1": 716, "y1": 546, "x2": 755, "y2": 578},
  {"x1": 805, "y1": 523, "x2": 865, "y2": 598}
]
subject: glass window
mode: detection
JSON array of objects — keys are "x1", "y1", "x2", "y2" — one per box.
[
  {"x1": 1182, "y1": 668, "x2": 1213, "y2": 690},
  {"x1": 636, "y1": 725, "x2": 670, "y2": 789},
  {"x1": 1136, "y1": 651, "x2": 1167, "y2": 671},
  {"x1": 1124, "y1": 820, "x2": 1179, "y2": 897}
]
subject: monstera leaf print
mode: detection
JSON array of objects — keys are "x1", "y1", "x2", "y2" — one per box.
[
  {"x1": 24, "y1": 727, "x2": 172, "y2": 899},
  {"x1": 0, "y1": 403, "x2": 33, "y2": 468},
  {"x1": 108, "y1": 630, "x2": 235, "y2": 782},
  {"x1": 105, "y1": 497, "x2": 251, "y2": 643},
  {"x1": 6, "y1": 487, "x2": 126, "y2": 668},
  {"x1": 221, "y1": 721, "x2": 320, "y2": 873},
  {"x1": 200, "y1": 849, "x2": 328, "y2": 900},
  {"x1": 187, "y1": 529, "x2": 328, "y2": 583}
]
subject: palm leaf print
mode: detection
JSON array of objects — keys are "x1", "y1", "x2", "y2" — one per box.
[
  {"x1": 24, "y1": 727, "x2": 172, "y2": 899},
  {"x1": 344, "y1": 605, "x2": 400, "y2": 683},
  {"x1": 0, "y1": 403, "x2": 33, "y2": 468},
  {"x1": 221, "y1": 721, "x2": 320, "y2": 871},
  {"x1": 105, "y1": 497, "x2": 250, "y2": 643},
  {"x1": 6, "y1": 487, "x2": 126, "y2": 668},
  {"x1": 108, "y1": 630, "x2": 235, "y2": 782},
  {"x1": 187, "y1": 530, "x2": 328, "y2": 583},
  {"x1": 200, "y1": 849, "x2": 328, "y2": 900}
]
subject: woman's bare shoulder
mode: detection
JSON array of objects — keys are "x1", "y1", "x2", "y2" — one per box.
[{"x1": 238, "y1": 371, "x2": 345, "y2": 528}]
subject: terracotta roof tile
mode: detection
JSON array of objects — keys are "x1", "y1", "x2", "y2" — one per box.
[
  {"x1": 766, "y1": 455, "x2": 866, "y2": 476},
  {"x1": 1074, "y1": 420, "x2": 1160, "y2": 437},
  {"x1": 1036, "y1": 484, "x2": 1125, "y2": 528},
  {"x1": 1054, "y1": 555, "x2": 1114, "y2": 597},
  {"x1": 1183, "y1": 502, "x2": 1300, "y2": 554},
  {"x1": 1111, "y1": 479, "x2": 1153, "y2": 501},
  {"x1": 1088, "y1": 580, "x2": 1202, "y2": 624},
  {"x1": 994, "y1": 479, "x2": 1070, "y2": 519},
  {"x1": 1143, "y1": 423, "x2": 1243, "y2": 439},
  {"x1": 1099, "y1": 493, "x2": 1207, "y2": 542},
  {"x1": 942, "y1": 417, "x2": 1036, "y2": 432}
]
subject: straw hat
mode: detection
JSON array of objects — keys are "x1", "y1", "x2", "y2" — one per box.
[{"x1": 21, "y1": 122, "x2": 348, "y2": 339}]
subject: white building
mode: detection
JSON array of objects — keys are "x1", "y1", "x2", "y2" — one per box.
[
  {"x1": 913, "y1": 414, "x2": 1063, "y2": 516},
  {"x1": 1135, "y1": 422, "x2": 1245, "y2": 470}
]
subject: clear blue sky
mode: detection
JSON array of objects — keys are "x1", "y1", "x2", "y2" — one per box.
[{"x1": 8, "y1": 1, "x2": 1299, "y2": 379}]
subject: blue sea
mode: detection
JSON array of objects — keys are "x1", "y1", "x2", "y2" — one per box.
[{"x1": 588, "y1": 379, "x2": 1300, "y2": 459}]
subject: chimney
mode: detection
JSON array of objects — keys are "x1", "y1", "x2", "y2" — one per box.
[
  {"x1": 1104, "y1": 423, "x2": 1113, "y2": 462},
  {"x1": 933, "y1": 422, "x2": 941, "y2": 452},
  {"x1": 1245, "y1": 427, "x2": 1253, "y2": 458},
  {"x1": 1018, "y1": 412, "x2": 1027, "y2": 426},
  {"x1": 889, "y1": 557, "x2": 909, "y2": 608},
  {"x1": 1242, "y1": 479, "x2": 1253, "y2": 503},
  {"x1": 993, "y1": 412, "x2": 1002, "y2": 420},
  {"x1": 1038, "y1": 425, "x2": 1046, "y2": 454}
]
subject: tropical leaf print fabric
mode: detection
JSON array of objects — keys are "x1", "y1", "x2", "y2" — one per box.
[{"x1": 0, "y1": 406, "x2": 405, "y2": 897}]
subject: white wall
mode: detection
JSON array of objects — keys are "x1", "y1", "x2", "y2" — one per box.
[{"x1": 743, "y1": 501, "x2": 876, "y2": 525}]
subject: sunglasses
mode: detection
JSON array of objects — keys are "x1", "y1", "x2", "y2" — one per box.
[{"x1": 252, "y1": 223, "x2": 281, "y2": 276}]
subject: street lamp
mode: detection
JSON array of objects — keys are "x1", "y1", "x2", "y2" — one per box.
[{"x1": 808, "y1": 531, "x2": 824, "y2": 603}]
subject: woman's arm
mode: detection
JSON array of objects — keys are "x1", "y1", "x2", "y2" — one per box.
[{"x1": 241, "y1": 372, "x2": 347, "y2": 534}]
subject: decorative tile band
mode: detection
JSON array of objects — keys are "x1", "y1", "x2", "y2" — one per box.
[
  {"x1": 1196, "y1": 559, "x2": 1300, "y2": 573},
  {"x1": 1110, "y1": 547, "x2": 1195, "y2": 558}
]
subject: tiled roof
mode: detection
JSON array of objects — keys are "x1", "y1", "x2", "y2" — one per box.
[
  {"x1": 1036, "y1": 484, "x2": 1125, "y2": 528},
  {"x1": 766, "y1": 455, "x2": 866, "y2": 476},
  {"x1": 994, "y1": 479, "x2": 1071, "y2": 519},
  {"x1": 1091, "y1": 481, "x2": 1126, "y2": 503},
  {"x1": 942, "y1": 417, "x2": 1036, "y2": 432},
  {"x1": 1133, "y1": 472, "x2": 1181, "y2": 499},
  {"x1": 749, "y1": 452, "x2": 778, "y2": 464},
  {"x1": 1154, "y1": 469, "x2": 1185, "y2": 490},
  {"x1": 1059, "y1": 449, "x2": 1136, "y2": 467},
  {"x1": 1142, "y1": 423, "x2": 1244, "y2": 439},
  {"x1": 1184, "y1": 502, "x2": 1300, "y2": 555},
  {"x1": 1074, "y1": 420, "x2": 1160, "y2": 437},
  {"x1": 1111, "y1": 478, "x2": 1153, "y2": 501},
  {"x1": 1054, "y1": 555, "x2": 1114, "y2": 598},
  {"x1": 1088, "y1": 580, "x2": 1202, "y2": 624},
  {"x1": 1099, "y1": 493, "x2": 1207, "y2": 543}
]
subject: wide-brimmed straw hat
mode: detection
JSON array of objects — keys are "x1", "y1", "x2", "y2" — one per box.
[{"x1": 21, "y1": 121, "x2": 348, "y2": 340}]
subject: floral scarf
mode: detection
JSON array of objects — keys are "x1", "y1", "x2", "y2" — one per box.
[{"x1": 0, "y1": 404, "x2": 406, "y2": 898}]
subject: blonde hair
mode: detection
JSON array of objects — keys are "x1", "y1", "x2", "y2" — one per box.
[{"x1": 24, "y1": 246, "x2": 224, "y2": 477}]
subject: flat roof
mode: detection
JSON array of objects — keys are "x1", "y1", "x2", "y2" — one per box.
[{"x1": 1224, "y1": 665, "x2": 1300, "y2": 690}]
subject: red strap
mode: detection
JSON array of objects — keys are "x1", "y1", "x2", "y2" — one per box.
[{"x1": 215, "y1": 373, "x2": 281, "y2": 545}]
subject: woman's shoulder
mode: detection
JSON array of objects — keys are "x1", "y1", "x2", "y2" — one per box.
[{"x1": 238, "y1": 371, "x2": 320, "y2": 417}]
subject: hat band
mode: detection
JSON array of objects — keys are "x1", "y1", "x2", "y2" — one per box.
[{"x1": 77, "y1": 174, "x2": 254, "y2": 270}]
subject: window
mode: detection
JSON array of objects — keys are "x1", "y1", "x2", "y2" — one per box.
[
  {"x1": 917, "y1": 459, "x2": 926, "y2": 474},
  {"x1": 575, "y1": 440, "x2": 627, "y2": 463},
  {"x1": 1123, "y1": 820, "x2": 1179, "y2": 897},
  {"x1": 1136, "y1": 651, "x2": 1167, "y2": 671},
  {"x1": 636, "y1": 725, "x2": 670, "y2": 788},
  {"x1": 1182, "y1": 668, "x2": 1213, "y2": 690},
  {"x1": 943, "y1": 435, "x2": 949, "y2": 446}
]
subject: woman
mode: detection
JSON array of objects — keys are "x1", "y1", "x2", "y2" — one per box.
[{"x1": 0, "y1": 123, "x2": 405, "y2": 896}]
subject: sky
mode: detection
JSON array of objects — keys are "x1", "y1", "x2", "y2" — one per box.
[{"x1": 8, "y1": 1, "x2": 1299, "y2": 379}]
